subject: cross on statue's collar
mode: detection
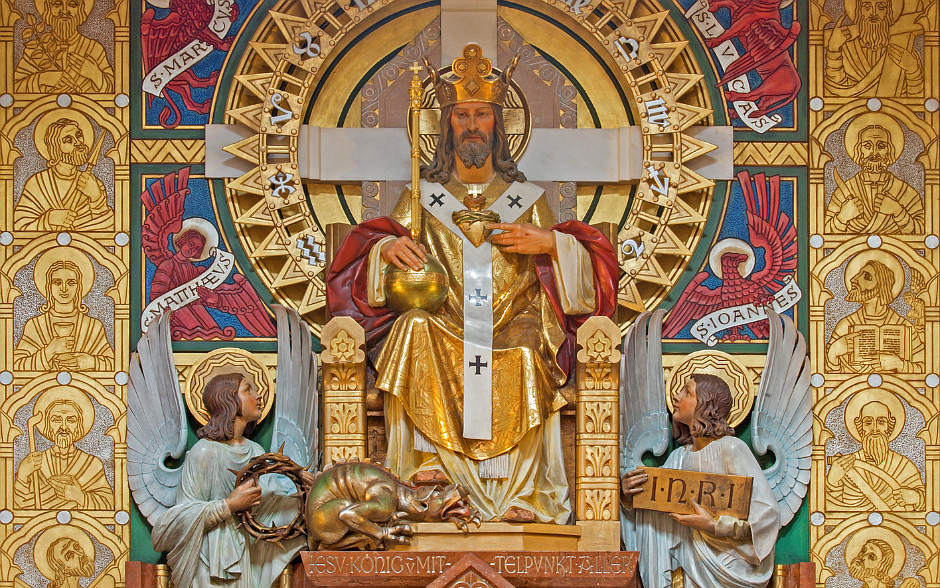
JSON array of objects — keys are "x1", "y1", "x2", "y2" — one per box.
[{"x1": 467, "y1": 185, "x2": 484, "y2": 199}]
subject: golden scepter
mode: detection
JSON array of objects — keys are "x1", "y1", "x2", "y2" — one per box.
[
  {"x1": 409, "y1": 61, "x2": 423, "y2": 243},
  {"x1": 382, "y1": 61, "x2": 448, "y2": 314}
]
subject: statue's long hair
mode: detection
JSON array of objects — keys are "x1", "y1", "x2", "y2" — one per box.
[
  {"x1": 197, "y1": 373, "x2": 255, "y2": 441},
  {"x1": 673, "y1": 374, "x2": 735, "y2": 445},
  {"x1": 40, "y1": 260, "x2": 88, "y2": 314},
  {"x1": 421, "y1": 103, "x2": 526, "y2": 184}
]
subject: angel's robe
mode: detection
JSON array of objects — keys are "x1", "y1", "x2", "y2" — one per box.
[
  {"x1": 825, "y1": 172, "x2": 924, "y2": 234},
  {"x1": 15, "y1": 168, "x2": 114, "y2": 231},
  {"x1": 13, "y1": 447, "x2": 113, "y2": 509},
  {"x1": 327, "y1": 178, "x2": 618, "y2": 523},
  {"x1": 635, "y1": 436, "x2": 781, "y2": 588},
  {"x1": 825, "y1": 449, "x2": 925, "y2": 511},
  {"x1": 14, "y1": 309, "x2": 114, "y2": 371},
  {"x1": 152, "y1": 439, "x2": 304, "y2": 588}
]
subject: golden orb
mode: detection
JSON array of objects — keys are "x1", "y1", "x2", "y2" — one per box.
[{"x1": 384, "y1": 255, "x2": 449, "y2": 314}]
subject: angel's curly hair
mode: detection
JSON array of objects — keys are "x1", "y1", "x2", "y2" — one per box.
[
  {"x1": 673, "y1": 373, "x2": 735, "y2": 445},
  {"x1": 196, "y1": 373, "x2": 255, "y2": 441}
]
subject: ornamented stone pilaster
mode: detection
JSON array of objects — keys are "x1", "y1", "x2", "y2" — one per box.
[
  {"x1": 320, "y1": 317, "x2": 367, "y2": 463},
  {"x1": 575, "y1": 316, "x2": 621, "y2": 550}
]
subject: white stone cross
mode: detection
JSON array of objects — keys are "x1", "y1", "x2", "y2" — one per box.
[{"x1": 205, "y1": 0, "x2": 734, "y2": 182}]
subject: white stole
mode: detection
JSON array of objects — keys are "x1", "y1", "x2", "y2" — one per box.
[{"x1": 418, "y1": 179, "x2": 542, "y2": 440}]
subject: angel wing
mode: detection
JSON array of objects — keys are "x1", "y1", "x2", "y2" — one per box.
[
  {"x1": 270, "y1": 305, "x2": 320, "y2": 471},
  {"x1": 127, "y1": 311, "x2": 187, "y2": 526},
  {"x1": 716, "y1": 20, "x2": 800, "y2": 85},
  {"x1": 751, "y1": 307, "x2": 811, "y2": 526},
  {"x1": 661, "y1": 272, "x2": 724, "y2": 338},
  {"x1": 209, "y1": 274, "x2": 277, "y2": 337},
  {"x1": 620, "y1": 309, "x2": 670, "y2": 549},
  {"x1": 141, "y1": 168, "x2": 189, "y2": 267},
  {"x1": 620, "y1": 309, "x2": 670, "y2": 471}
]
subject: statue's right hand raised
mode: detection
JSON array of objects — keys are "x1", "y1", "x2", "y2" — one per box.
[
  {"x1": 381, "y1": 236, "x2": 428, "y2": 271},
  {"x1": 226, "y1": 478, "x2": 262, "y2": 513}
]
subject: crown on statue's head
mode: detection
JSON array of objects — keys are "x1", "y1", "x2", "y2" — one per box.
[{"x1": 424, "y1": 44, "x2": 519, "y2": 108}]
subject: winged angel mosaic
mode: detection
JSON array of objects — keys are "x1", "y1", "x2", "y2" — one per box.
[{"x1": 620, "y1": 308, "x2": 811, "y2": 588}]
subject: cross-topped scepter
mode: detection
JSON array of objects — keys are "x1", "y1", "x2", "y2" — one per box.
[{"x1": 408, "y1": 61, "x2": 423, "y2": 243}]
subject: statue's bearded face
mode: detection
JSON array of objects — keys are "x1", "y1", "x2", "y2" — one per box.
[
  {"x1": 858, "y1": 0, "x2": 892, "y2": 53},
  {"x1": 846, "y1": 263, "x2": 879, "y2": 302},
  {"x1": 52, "y1": 123, "x2": 90, "y2": 166},
  {"x1": 857, "y1": 402, "x2": 892, "y2": 465},
  {"x1": 51, "y1": 538, "x2": 95, "y2": 578},
  {"x1": 46, "y1": 405, "x2": 82, "y2": 449},
  {"x1": 450, "y1": 102, "x2": 495, "y2": 170},
  {"x1": 43, "y1": 0, "x2": 86, "y2": 41},
  {"x1": 856, "y1": 128, "x2": 893, "y2": 174}
]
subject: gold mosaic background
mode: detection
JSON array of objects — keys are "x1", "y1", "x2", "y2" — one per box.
[
  {"x1": 0, "y1": 0, "x2": 131, "y2": 582},
  {"x1": 0, "y1": 0, "x2": 937, "y2": 584}
]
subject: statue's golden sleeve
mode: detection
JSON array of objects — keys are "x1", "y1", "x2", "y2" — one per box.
[
  {"x1": 389, "y1": 187, "x2": 414, "y2": 228},
  {"x1": 529, "y1": 193, "x2": 558, "y2": 229}
]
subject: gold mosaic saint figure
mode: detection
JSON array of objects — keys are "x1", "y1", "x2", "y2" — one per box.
[
  {"x1": 43, "y1": 537, "x2": 96, "y2": 588},
  {"x1": 824, "y1": 0, "x2": 924, "y2": 97},
  {"x1": 33, "y1": 526, "x2": 101, "y2": 588},
  {"x1": 14, "y1": 386, "x2": 114, "y2": 510},
  {"x1": 14, "y1": 248, "x2": 114, "y2": 371},
  {"x1": 825, "y1": 116, "x2": 923, "y2": 234},
  {"x1": 826, "y1": 254, "x2": 923, "y2": 373},
  {"x1": 14, "y1": 0, "x2": 114, "y2": 93},
  {"x1": 14, "y1": 110, "x2": 114, "y2": 232},
  {"x1": 843, "y1": 529, "x2": 921, "y2": 587},
  {"x1": 826, "y1": 394, "x2": 925, "y2": 511}
]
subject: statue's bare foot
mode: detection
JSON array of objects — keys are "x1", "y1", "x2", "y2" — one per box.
[
  {"x1": 501, "y1": 507, "x2": 536, "y2": 523},
  {"x1": 412, "y1": 469, "x2": 448, "y2": 486}
]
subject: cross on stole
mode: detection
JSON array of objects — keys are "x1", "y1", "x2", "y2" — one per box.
[
  {"x1": 468, "y1": 355, "x2": 488, "y2": 375},
  {"x1": 507, "y1": 194, "x2": 522, "y2": 208},
  {"x1": 429, "y1": 193, "x2": 445, "y2": 207},
  {"x1": 468, "y1": 289, "x2": 488, "y2": 306}
]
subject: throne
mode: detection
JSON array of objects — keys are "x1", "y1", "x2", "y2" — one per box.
[{"x1": 319, "y1": 222, "x2": 622, "y2": 552}]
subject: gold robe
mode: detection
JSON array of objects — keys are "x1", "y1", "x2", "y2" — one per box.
[
  {"x1": 826, "y1": 450, "x2": 925, "y2": 511},
  {"x1": 15, "y1": 310, "x2": 114, "y2": 371},
  {"x1": 15, "y1": 168, "x2": 115, "y2": 232},
  {"x1": 14, "y1": 33, "x2": 114, "y2": 93},
  {"x1": 370, "y1": 178, "x2": 596, "y2": 522},
  {"x1": 14, "y1": 448, "x2": 114, "y2": 510}
]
